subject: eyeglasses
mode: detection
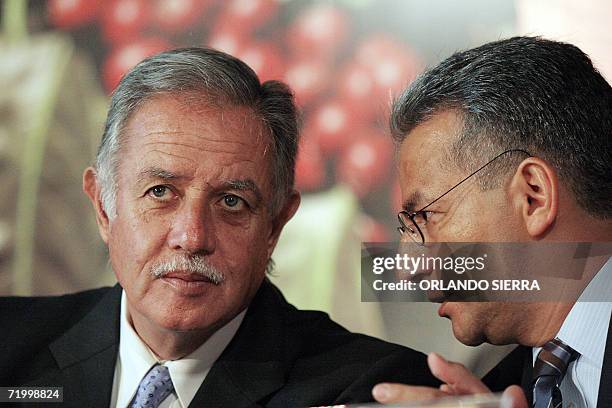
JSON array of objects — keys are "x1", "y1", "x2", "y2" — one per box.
[{"x1": 397, "y1": 149, "x2": 532, "y2": 245}]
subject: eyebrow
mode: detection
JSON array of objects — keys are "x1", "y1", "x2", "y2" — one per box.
[
  {"x1": 136, "y1": 167, "x2": 187, "y2": 184},
  {"x1": 135, "y1": 168, "x2": 263, "y2": 202},
  {"x1": 402, "y1": 191, "x2": 425, "y2": 212},
  {"x1": 222, "y1": 179, "x2": 263, "y2": 202}
]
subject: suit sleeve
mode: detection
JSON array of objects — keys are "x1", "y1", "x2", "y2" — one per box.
[{"x1": 333, "y1": 348, "x2": 441, "y2": 404}]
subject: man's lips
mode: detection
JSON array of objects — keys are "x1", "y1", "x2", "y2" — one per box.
[
  {"x1": 159, "y1": 271, "x2": 219, "y2": 296},
  {"x1": 161, "y1": 271, "x2": 212, "y2": 283},
  {"x1": 438, "y1": 301, "x2": 448, "y2": 317},
  {"x1": 404, "y1": 271, "x2": 448, "y2": 303}
]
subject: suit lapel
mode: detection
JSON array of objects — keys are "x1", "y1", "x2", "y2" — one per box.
[
  {"x1": 189, "y1": 360, "x2": 285, "y2": 408},
  {"x1": 596, "y1": 312, "x2": 612, "y2": 407},
  {"x1": 520, "y1": 348, "x2": 533, "y2": 407},
  {"x1": 41, "y1": 280, "x2": 291, "y2": 407},
  {"x1": 189, "y1": 279, "x2": 289, "y2": 408},
  {"x1": 482, "y1": 345, "x2": 531, "y2": 393},
  {"x1": 47, "y1": 284, "x2": 122, "y2": 407}
]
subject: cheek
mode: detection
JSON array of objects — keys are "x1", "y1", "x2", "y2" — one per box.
[
  {"x1": 473, "y1": 193, "x2": 525, "y2": 241},
  {"x1": 438, "y1": 192, "x2": 515, "y2": 242},
  {"x1": 108, "y1": 212, "x2": 169, "y2": 286},
  {"x1": 434, "y1": 209, "x2": 479, "y2": 242},
  {"x1": 214, "y1": 220, "x2": 272, "y2": 272}
]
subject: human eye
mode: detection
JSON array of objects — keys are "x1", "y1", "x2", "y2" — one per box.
[
  {"x1": 420, "y1": 211, "x2": 443, "y2": 225},
  {"x1": 220, "y1": 194, "x2": 248, "y2": 211},
  {"x1": 145, "y1": 185, "x2": 175, "y2": 202}
]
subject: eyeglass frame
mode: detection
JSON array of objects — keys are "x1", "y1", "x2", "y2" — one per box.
[{"x1": 397, "y1": 149, "x2": 532, "y2": 245}]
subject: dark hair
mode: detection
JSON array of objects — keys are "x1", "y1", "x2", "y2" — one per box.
[
  {"x1": 96, "y1": 47, "x2": 299, "y2": 217},
  {"x1": 391, "y1": 36, "x2": 612, "y2": 218}
]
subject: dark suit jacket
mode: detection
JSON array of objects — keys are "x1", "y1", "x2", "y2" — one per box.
[
  {"x1": 483, "y1": 313, "x2": 612, "y2": 407},
  {"x1": 0, "y1": 279, "x2": 438, "y2": 407}
]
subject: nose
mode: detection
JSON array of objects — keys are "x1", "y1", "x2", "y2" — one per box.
[{"x1": 166, "y1": 199, "x2": 216, "y2": 255}]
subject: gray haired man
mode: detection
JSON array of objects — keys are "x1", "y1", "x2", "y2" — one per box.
[{"x1": 0, "y1": 48, "x2": 437, "y2": 407}]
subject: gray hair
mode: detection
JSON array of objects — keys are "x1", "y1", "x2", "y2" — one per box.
[
  {"x1": 95, "y1": 47, "x2": 299, "y2": 218},
  {"x1": 390, "y1": 36, "x2": 612, "y2": 218},
  {"x1": 149, "y1": 254, "x2": 225, "y2": 285}
]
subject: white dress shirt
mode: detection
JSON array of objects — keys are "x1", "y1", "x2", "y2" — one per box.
[
  {"x1": 533, "y1": 257, "x2": 612, "y2": 408},
  {"x1": 110, "y1": 291, "x2": 246, "y2": 408}
]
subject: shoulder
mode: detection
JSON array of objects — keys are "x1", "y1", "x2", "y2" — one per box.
[
  {"x1": 285, "y1": 305, "x2": 432, "y2": 379},
  {"x1": 266, "y1": 285, "x2": 438, "y2": 404},
  {"x1": 0, "y1": 287, "x2": 115, "y2": 353},
  {"x1": 261, "y1": 280, "x2": 427, "y2": 366},
  {"x1": 0, "y1": 286, "x2": 112, "y2": 323}
]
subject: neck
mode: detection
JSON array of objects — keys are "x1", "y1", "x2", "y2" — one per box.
[
  {"x1": 517, "y1": 213, "x2": 611, "y2": 345},
  {"x1": 516, "y1": 302, "x2": 572, "y2": 346},
  {"x1": 549, "y1": 213, "x2": 612, "y2": 242},
  {"x1": 517, "y1": 252, "x2": 609, "y2": 346}
]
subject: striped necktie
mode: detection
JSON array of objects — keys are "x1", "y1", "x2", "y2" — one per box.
[{"x1": 532, "y1": 338, "x2": 579, "y2": 408}]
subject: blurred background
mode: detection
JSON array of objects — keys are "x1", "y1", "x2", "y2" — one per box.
[{"x1": 1, "y1": 0, "x2": 610, "y2": 375}]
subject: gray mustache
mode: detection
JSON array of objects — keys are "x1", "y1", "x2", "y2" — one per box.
[{"x1": 150, "y1": 256, "x2": 225, "y2": 285}]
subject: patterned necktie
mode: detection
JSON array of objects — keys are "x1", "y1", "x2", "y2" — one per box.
[
  {"x1": 532, "y1": 338, "x2": 579, "y2": 408},
  {"x1": 129, "y1": 364, "x2": 175, "y2": 408}
]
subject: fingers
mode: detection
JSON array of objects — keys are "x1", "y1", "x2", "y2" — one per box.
[
  {"x1": 372, "y1": 354, "x2": 492, "y2": 404},
  {"x1": 439, "y1": 384, "x2": 455, "y2": 394},
  {"x1": 500, "y1": 385, "x2": 529, "y2": 408},
  {"x1": 372, "y1": 382, "x2": 527, "y2": 407},
  {"x1": 372, "y1": 383, "x2": 449, "y2": 404},
  {"x1": 427, "y1": 353, "x2": 490, "y2": 395}
]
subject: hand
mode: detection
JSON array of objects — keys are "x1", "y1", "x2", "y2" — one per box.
[
  {"x1": 500, "y1": 385, "x2": 529, "y2": 408},
  {"x1": 372, "y1": 353, "x2": 528, "y2": 407},
  {"x1": 372, "y1": 352, "x2": 488, "y2": 402}
]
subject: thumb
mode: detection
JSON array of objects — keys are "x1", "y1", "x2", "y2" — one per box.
[
  {"x1": 501, "y1": 385, "x2": 529, "y2": 408},
  {"x1": 427, "y1": 353, "x2": 490, "y2": 395}
]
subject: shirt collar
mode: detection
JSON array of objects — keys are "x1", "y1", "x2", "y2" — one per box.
[
  {"x1": 166, "y1": 308, "x2": 245, "y2": 407},
  {"x1": 116, "y1": 291, "x2": 246, "y2": 408},
  {"x1": 555, "y1": 257, "x2": 612, "y2": 367}
]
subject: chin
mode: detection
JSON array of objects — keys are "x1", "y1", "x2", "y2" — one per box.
[
  {"x1": 155, "y1": 309, "x2": 223, "y2": 333},
  {"x1": 452, "y1": 326, "x2": 486, "y2": 346},
  {"x1": 446, "y1": 305, "x2": 487, "y2": 346}
]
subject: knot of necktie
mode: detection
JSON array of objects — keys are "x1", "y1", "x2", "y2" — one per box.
[{"x1": 532, "y1": 338, "x2": 579, "y2": 408}]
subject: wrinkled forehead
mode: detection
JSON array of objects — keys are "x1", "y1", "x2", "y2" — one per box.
[
  {"x1": 397, "y1": 111, "x2": 462, "y2": 207},
  {"x1": 126, "y1": 92, "x2": 268, "y2": 137},
  {"x1": 115, "y1": 94, "x2": 276, "y2": 185},
  {"x1": 118, "y1": 93, "x2": 274, "y2": 161}
]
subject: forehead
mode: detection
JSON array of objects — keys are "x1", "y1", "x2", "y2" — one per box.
[
  {"x1": 398, "y1": 110, "x2": 462, "y2": 206},
  {"x1": 123, "y1": 94, "x2": 268, "y2": 145},
  {"x1": 118, "y1": 94, "x2": 272, "y2": 173}
]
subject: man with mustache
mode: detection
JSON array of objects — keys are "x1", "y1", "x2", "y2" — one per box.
[
  {"x1": 0, "y1": 48, "x2": 437, "y2": 407},
  {"x1": 372, "y1": 36, "x2": 612, "y2": 407}
]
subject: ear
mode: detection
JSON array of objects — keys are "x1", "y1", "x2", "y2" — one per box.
[
  {"x1": 509, "y1": 157, "x2": 559, "y2": 238},
  {"x1": 83, "y1": 167, "x2": 111, "y2": 244},
  {"x1": 266, "y1": 190, "x2": 301, "y2": 258}
]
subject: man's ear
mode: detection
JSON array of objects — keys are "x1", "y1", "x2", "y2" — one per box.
[
  {"x1": 509, "y1": 157, "x2": 558, "y2": 238},
  {"x1": 266, "y1": 190, "x2": 301, "y2": 257},
  {"x1": 83, "y1": 167, "x2": 111, "y2": 244}
]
